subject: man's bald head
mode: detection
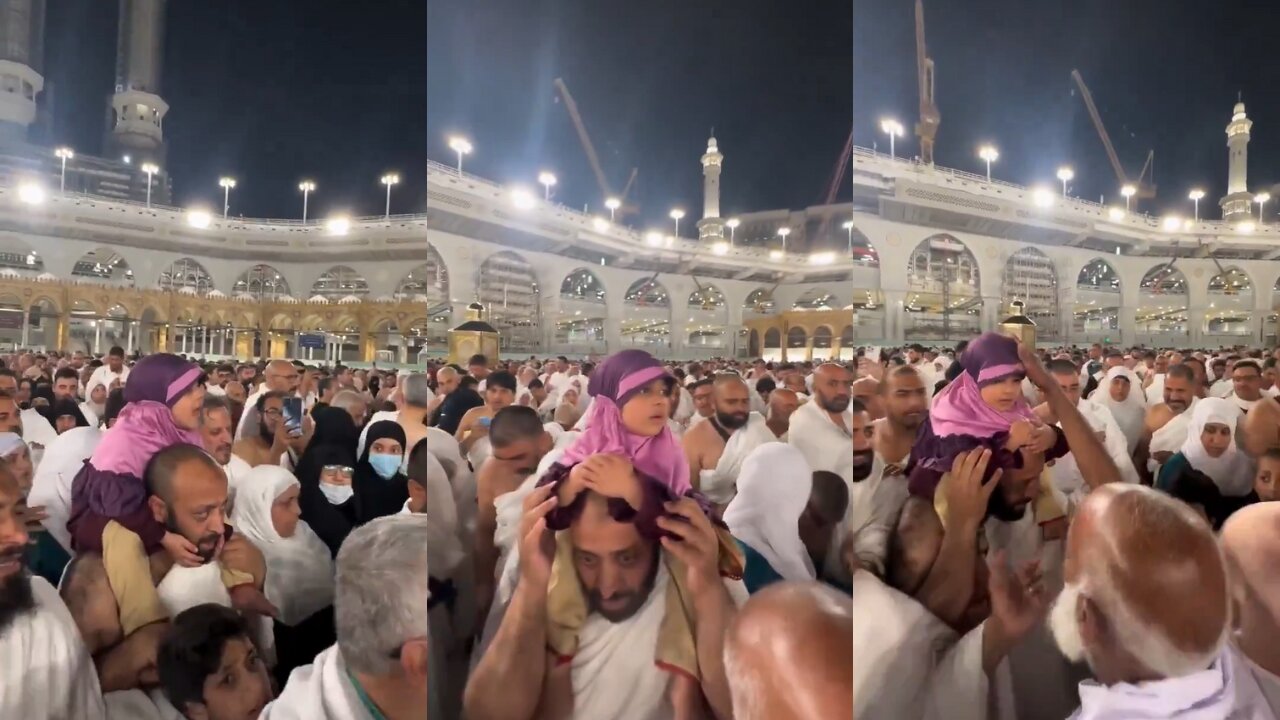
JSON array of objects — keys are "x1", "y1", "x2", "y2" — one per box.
[
  {"x1": 145, "y1": 443, "x2": 223, "y2": 504},
  {"x1": 767, "y1": 387, "x2": 799, "y2": 424},
  {"x1": 723, "y1": 581, "x2": 852, "y2": 720},
  {"x1": 1051, "y1": 484, "x2": 1228, "y2": 683},
  {"x1": 1220, "y1": 503, "x2": 1280, "y2": 646}
]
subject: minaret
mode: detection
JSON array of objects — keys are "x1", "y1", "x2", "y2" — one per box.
[
  {"x1": 697, "y1": 134, "x2": 725, "y2": 241},
  {"x1": 0, "y1": 0, "x2": 46, "y2": 144},
  {"x1": 1219, "y1": 100, "x2": 1253, "y2": 222},
  {"x1": 106, "y1": 0, "x2": 168, "y2": 165}
]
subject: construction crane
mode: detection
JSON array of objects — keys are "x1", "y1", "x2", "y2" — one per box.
[
  {"x1": 914, "y1": 0, "x2": 940, "y2": 164},
  {"x1": 1071, "y1": 70, "x2": 1156, "y2": 200},
  {"x1": 553, "y1": 78, "x2": 639, "y2": 216}
]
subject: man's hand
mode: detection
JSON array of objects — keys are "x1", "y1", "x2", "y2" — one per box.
[
  {"x1": 222, "y1": 533, "x2": 267, "y2": 586},
  {"x1": 987, "y1": 550, "x2": 1048, "y2": 642},
  {"x1": 573, "y1": 454, "x2": 642, "y2": 509},
  {"x1": 19, "y1": 503, "x2": 47, "y2": 533},
  {"x1": 1029, "y1": 424, "x2": 1057, "y2": 454},
  {"x1": 470, "y1": 422, "x2": 490, "y2": 439},
  {"x1": 657, "y1": 498, "x2": 722, "y2": 603},
  {"x1": 1017, "y1": 342, "x2": 1054, "y2": 392},
  {"x1": 517, "y1": 484, "x2": 558, "y2": 592},
  {"x1": 1007, "y1": 420, "x2": 1034, "y2": 450},
  {"x1": 943, "y1": 449, "x2": 1000, "y2": 534},
  {"x1": 857, "y1": 356, "x2": 884, "y2": 382}
]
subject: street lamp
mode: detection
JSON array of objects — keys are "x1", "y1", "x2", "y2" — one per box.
[
  {"x1": 538, "y1": 171, "x2": 557, "y2": 201},
  {"x1": 777, "y1": 226, "x2": 791, "y2": 254},
  {"x1": 605, "y1": 197, "x2": 621, "y2": 222},
  {"x1": 54, "y1": 147, "x2": 74, "y2": 192},
  {"x1": 669, "y1": 208, "x2": 685, "y2": 238},
  {"x1": 1188, "y1": 189, "x2": 1205, "y2": 221},
  {"x1": 1256, "y1": 192, "x2": 1271, "y2": 223},
  {"x1": 298, "y1": 181, "x2": 315, "y2": 222},
  {"x1": 1120, "y1": 184, "x2": 1136, "y2": 212},
  {"x1": 140, "y1": 163, "x2": 158, "y2": 208},
  {"x1": 448, "y1": 136, "x2": 472, "y2": 173},
  {"x1": 381, "y1": 173, "x2": 400, "y2": 221},
  {"x1": 880, "y1": 118, "x2": 904, "y2": 160},
  {"x1": 726, "y1": 218, "x2": 740, "y2": 246},
  {"x1": 218, "y1": 177, "x2": 236, "y2": 218},
  {"x1": 842, "y1": 220, "x2": 855, "y2": 255},
  {"x1": 977, "y1": 145, "x2": 998, "y2": 182},
  {"x1": 1056, "y1": 166, "x2": 1074, "y2": 197}
]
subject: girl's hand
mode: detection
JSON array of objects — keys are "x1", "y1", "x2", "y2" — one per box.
[
  {"x1": 161, "y1": 532, "x2": 203, "y2": 568},
  {"x1": 1007, "y1": 420, "x2": 1034, "y2": 450}
]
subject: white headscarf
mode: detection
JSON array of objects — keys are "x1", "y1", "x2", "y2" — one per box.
[
  {"x1": 1094, "y1": 367, "x2": 1146, "y2": 454},
  {"x1": 27, "y1": 427, "x2": 101, "y2": 553},
  {"x1": 723, "y1": 443, "x2": 815, "y2": 582},
  {"x1": 1179, "y1": 397, "x2": 1252, "y2": 496},
  {"x1": 230, "y1": 465, "x2": 335, "y2": 626}
]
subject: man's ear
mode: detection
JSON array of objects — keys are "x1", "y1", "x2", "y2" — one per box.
[
  {"x1": 400, "y1": 637, "x2": 429, "y2": 682},
  {"x1": 148, "y1": 495, "x2": 167, "y2": 525}
]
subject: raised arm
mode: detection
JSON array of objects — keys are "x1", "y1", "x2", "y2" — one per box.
[{"x1": 1019, "y1": 343, "x2": 1120, "y2": 488}]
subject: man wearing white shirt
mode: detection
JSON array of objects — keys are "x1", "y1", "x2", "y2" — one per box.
[
  {"x1": 235, "y1": 360, "x2": 300, "y2": 440},
  {"x1": 199, "y1": 395, "x2": 253, "y2": 509},
  {"x1": 85, "y1": 346, "x2": 130, "y2": 394}
]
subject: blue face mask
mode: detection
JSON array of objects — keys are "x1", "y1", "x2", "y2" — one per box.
[{"x1": 369, "y1": 453, "x2": 402, "y2": 480}]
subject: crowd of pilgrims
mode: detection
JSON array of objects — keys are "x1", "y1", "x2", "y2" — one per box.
[
  {"x1": 0, "y1": 346, "x2": 432, "y2": 719},
  {"x1": 4, "y1": 336, "x2": 1280, "y2": 719}
]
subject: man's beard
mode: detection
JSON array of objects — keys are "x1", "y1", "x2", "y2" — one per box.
[
  {"x1": 1049, "y1": 582, "x2": 1092, "y2": 669},
  {"x1": 1167, "y1": 398, "x2": 1188, "y2": 413},
  {"x1": 258, "y1": 422, "x2": 276, "y2": 445},
  {"x1": 986, "y1": 484, "x2": 1029, "y2": 522},
  {"x1": 894, "y1": 410, "x2": 925, "y2": 431},
  {"x1": 0, "y1": 558, "x2": 35, "y2": 635},
  {"x1": 165, "y1": 514, "x2": 222, "y2": 563},
  {"x1": 584, "y1": 552, "x2": 659, "y2": 623},
  {"x1": 850, "y1": 449, "x2": 875, "y2": 482},
  {"x1": 715, "y1": 409, "x2": 749, "y2": 430},
  {"x1": 818, "y1": 392, "x2": 850, "y2": 414}
]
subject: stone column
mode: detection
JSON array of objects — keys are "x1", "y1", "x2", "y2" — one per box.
[
  {"x1": 1187, "y1": 308, "x2": 1206, "y2": 347},
  {"x1": 981, "y1": 296, "x2": 1002, "y2": 333},
  {"x1": 57, "y1": 312, "x2": 70, "y2": 351},
  {"x1": 127, "y1": 322, "x2": 135, "y2": 354},
  {"x1": 94, "y1": 320, "x2": 103, "y2": 354},
  {"x1": 882, "y1": 290, "x2": 907, "y2": 344},
  {"x1": 1118, "y1": 306, "x2": 1137, "y2": 346}
]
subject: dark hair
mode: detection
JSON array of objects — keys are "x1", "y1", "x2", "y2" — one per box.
[
  {"x1": 0, "y1": 368, "x2": 14, "y2": 381},
  {"x1": 688, "y1": 377, "x2": 713, "y2": 393},
  {"x1": 1262, "y1": 448, "x2": 1280, "y2": 463},
  {"x1": 103, "y1": 387, "x2": 127, "y2": 424},
  {"x1": 1265, "y1": 357, "x2": 1277, "y2": 370},
  {"x1": 755, "y1": 377, "x2": 777, "y2": 394},
  {"x1": 527, "y1": 378, "x2": 544, "y2": 391},
  {"x1": 459, "y1": 375, "x2": 479, "y2": 390},
  {"x1": 1046, "y1": 359, "x2": 1078, "y2": 375},
  {"x1": 485, "y1": 371, "x2": 517, "y2": 393},
  {"x1": 490, "y1": 405, "x2": 545, "y2": 448},
  {"x1": 468, "y1": 354, "x2": 488, "y2": 367},
  {"x1": 407, "y1": 438, "x2": 431, "y2": 485},
  {"x1": 1166, "y1": 363, "x2": 1196, "y2": 382},
  {"x1": 158, "y1": 604, "x2": 256, "y2": 713},
  {"x1": 317, "y1": 377, "x2": 334, "y2": 396},
  {"x1": 54, "y1": 367, "x2": 79, "y2": 382},
  {"x1": 255, "y1": 390, "x2": 285, "y2": 412},
  {"x1": 108, "y1": 346, "x2": 125, "y2": 358},
  {"x1": 201, "y1": 394, "x2": 231, "y2": 416},
  {"x1": 848, "y1": 397, "x2": 868, "y2": 415},
  {"x1": 1233, "y1": 360, "x2": 1262, "y2": 375}
]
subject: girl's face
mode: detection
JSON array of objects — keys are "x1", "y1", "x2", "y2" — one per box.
[
  {"x1": 619, "y1": 378, "x2": 672, "y2": 437},
  {"x1": 170, "y1": 384, "x2": 207, "y2": 431},
  {"x1": 4, "y1": 447, "x2": 32, "y2": 490},
  {"x1": 1255, "y1": 461, "x2": 1279, "y2": 502},
  {"x1": 271, "y1": 484, "x2": 302, "y2": 538},
  {"x1": 1109, "y1": 377, "x2": 1130, "y2": 402},
  {"x1": 1200, "y1": 422, "x2": 1232, "y2": 458},
  {"x1": 978, "y1": 376, "x2": 1023, "y2": 412},
  {"x1": 370, "y1": 437, "x2": 403, "y2": 456}
]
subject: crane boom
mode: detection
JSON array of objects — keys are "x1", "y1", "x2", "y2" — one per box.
[
  {"x1": 915, "y1": 0, "x2": 940, "y2": 164},
  {"x1": 553, "y1": 78, "x2": 612, "y2": 197},
  {"x1": 1071, "y1": 70, "x2": 1156, "y2": 199}
]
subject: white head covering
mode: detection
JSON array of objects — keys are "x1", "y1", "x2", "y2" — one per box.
[
  {"x1": 723, "y1": 443, "x2": 815, "y2": 582},
  {"x1": 0, "y1": 432, "x2": 25, "y2": 458},
  {"x1": 230, "y1": 465, "x2": 335, "y2": 626},
  {"x1": 27, "y1": 427, "x2": 101, "y2": 553},
  {"x1": 1094, "y1": 367, "x2": 1146, "y2": 452},
  {"x1": 1179, "y1": 397, "x2": 1252, "y2": 496}
]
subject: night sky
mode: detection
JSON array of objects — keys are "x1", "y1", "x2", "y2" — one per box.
[
  {"x1": 856, "y1": 0, "x2": 1280, "y2": 217},
  {"x1": 427, "y1": 0, "x2": 853, "y2": 232},
  {"x1": 43, "y1": 0, "x2": 427, "y2": 219}
]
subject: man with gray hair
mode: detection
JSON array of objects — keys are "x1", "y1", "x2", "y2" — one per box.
[
  {"x1": 398, "y1": 373, "x2": 431, "y2": 459},
  {"x1": 262, "y1": 513, "x2": 430, "y2": 719}
]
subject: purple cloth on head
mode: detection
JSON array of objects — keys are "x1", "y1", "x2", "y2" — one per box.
[
  {"x1": 557, "y1": 349, "x2": 688, "y2": 495},
  {"x1": 124, "y1": 353, "x2": 203, "y2": 408},
  {"x1": 537, "y1": 463, "x2": 719, "y2": 539},
  {"x1": 91, "y1": 401, "x2": 205, "y2": 480}
]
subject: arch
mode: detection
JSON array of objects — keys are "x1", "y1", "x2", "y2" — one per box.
[
  {"x1": 688, "y1": 284, "x2": 725, "y2": 310},
  {"x1": 744, "y1": 287, "x2": 776, "y2": 315},
  {"x1": 786, "y1": 326, "x2": 807, "y2": 349},
  {"x1": 71, "y1": 247, "x2": 134, "y2": 286},
  {"x1": 904, "y1": 234, "x2": 981, "y2": 340},
  {"x1": 310, "y1": 265, "x2": 369, "y2": 299},
  {"x1": 0, "y1": 236, "x2": 42, "y2": 275},
  {"x1": 764, "y1": 327, "x2": 781, "y2": 349},
  {"x1": 1135, "y1": 264, "x2": 1189, "y2": 340},
  {"x1": 792, "y1": 287, "x2": 836, "y2": 311},
  {"x1": 687, "y1": 283, "x2": 729, "y2": 350},
  {"x1": 748, "y1": 329, "x2": 760, "y2": 357},
  {"x1": 159, "y1": 258, "x2": 215, "y2": 294},
  {"x1": 233, "y1": 264, "x2": 291, "y2": 300},
  {"x1": 1076, "y1": 258, "x2": 1121, "y2": 294},
  {"x1": 840, "y1": 324, "x2": 854, "y2": 347},
  {"x1": 1001, "y1": 247, "x2": 1058, "y2": 341},
  {"x1": 1139, "y1": 264, "x2": 1188, "y2": 295},
  {"x1": 1205, "y1": 267, "x2": 1254, "y2": 339},
  {"x1": 398, "y1": 246, "x2": 449, "y2": 305},
  {"x1": 624, "y1": 277, "x2": 670, "y2": 308},
  {"x1": 560, "y1": 268, "x2": 606, "y2": 304},
  {"x1": 1207, "y1": 266, "x2": 1254, "y2": 295},
  {"x1": 477, "y1": 251, "x2": 541, "y2": 353}
]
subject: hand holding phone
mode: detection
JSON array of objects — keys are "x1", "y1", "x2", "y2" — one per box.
[{"x1": 282, "y1": 397, "x2": 304, "y2": 438}]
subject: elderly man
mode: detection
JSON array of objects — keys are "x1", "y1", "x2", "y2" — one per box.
[
  {"x1": 397, "y1": 374, "x2": 430, "y2": 462},
  {"x1": 723, "y1": 582, "x2": 852, "y2": 719},
  {"x1": 1049, "y1": 484, "x2": 1273, "y2": 716},
  {"x1": 235, "y1": 359, "x2": 301, "y2": 440},
  {"x1": 1220, "y1": 503, "x2": 1280, "y2": 711},
  {"x1": 466, "y1": 481, "x2": 744, "y2": 720},
  {"x1": 683, "y1": 373, "x2": 778, "y2": 506},
  {"x1": 263, "y1": 514, "x2": 429, "y2": 719}
]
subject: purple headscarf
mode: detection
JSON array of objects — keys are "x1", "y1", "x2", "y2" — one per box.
[
  {"x1": 124, "y1": 353, "x2": 205, "y2": 408},
  {"x1": 91, "y1": 353, "x2": 205, "y2": 481},
  {"x1": 557, "y1": 349, "x2": 689, "y2": 494}
]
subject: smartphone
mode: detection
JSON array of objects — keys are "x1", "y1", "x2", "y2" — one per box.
[
  {"x1": 282, "y1": 397, "x2": 304, "y2": 437},
  {"x1": 478, "y1": 416, "x2": 492, "y2": 428}
]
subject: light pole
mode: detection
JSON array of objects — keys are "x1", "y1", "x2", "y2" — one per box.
[
  {"x1": 54, "y1": 147, "x2": 74, "y2": 192},
  {"x1": 1121, "y1": 184, "x2": 1136, "y2": 213},
  {"x1": 978, "y1": 145, "x2": 998, "y2": 182},
  {"x1": 777, "y1": 226, "x2": 791, "y2": 255},
  {"x1": 1188, "y1": 189, "x2": 1205, "y2": 221},
  {"x1": 1056, "y1": 166, "x2": 1074, "y2": 197},
  {"x1": 726, "y1": 218, "x2": 740, "y2": 246},
  {"x1": 605, "y1": 197, "x2": 621, "y2": 222},
  {"x1": 670, "y1": 208, "x2": 685, "y2": 238},
  {"x1": 880, "y1": 118, "x2": 904, "y2": 160},
  {"x1": 218, "y1": 177, "x2": 236, "y2": 218},
  {"x1": 538, "y1": 171, "x2": 557, "y2": 201},
  {"x1": 1256, "y1": 193, "x2": 1271, "y2": 223},
  {"x1": 381, "y1": 173, "x2": 400, "y2": 221},
  {"x1": 448, "y1": 136, "x2": 472, "y2": 174},
  {"x1": 298, "y1": 181, "x2": 315, "y2": 222},
  {"x1": 842, "y1": 220, "x2": 854, "y2": 255},
  {"x1": 141, "y1": 163, "x2": 158, "y2": 208}
]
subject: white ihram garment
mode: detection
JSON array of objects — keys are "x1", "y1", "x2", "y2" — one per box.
[
  {"x1": 1234, "y1": 641, "x2": 1280, "y2": 714},
  {"x1": 426, "y1": 426, "x2": 476, "y2": 537},
  {"x1": 1149, "y1": 398, "x2": 1199, "y2": 473},
  {"x1": 27, "y1": 426, "x2": 101, "y2": 553},
  {"x1": 1092, "y1": 367, "x2": 1146, "y2": 454},
  {"x1": 1069, "y1": 647, "x2": 1275, "y2": 719},
  {"x1": 156, "y1": 563, "x2": 275, "y2": 660},
  {"x1": 104, "y1": 689, "x2": 183, "y2": 720},
  {"x1": 0, "y1": 576, "x2": 108, "y2": 720},
  {"x1": 696, "y1": 412, "x2": 779, "y2": 505},
  {"x1": 260, "y1": 644, "x2": 375, "y2": 720},
  {"x1": 787, "y1": 398, "x2": 853, "y2": 483},
  {"x1": 723, "y1": 444, "x2": 815, "y2": 581}
]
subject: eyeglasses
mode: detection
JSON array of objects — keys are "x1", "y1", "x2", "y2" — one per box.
[
  {"x1": 322, "y1": 465, "x2": 354, "y2": 477},
  {"x1": 262, "y1": 408, "x2": 282, "y2": 417}
]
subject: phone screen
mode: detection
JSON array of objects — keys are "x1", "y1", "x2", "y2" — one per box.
[{"x1": 283, "y1": 397, "x2": 303, "y2": 437}]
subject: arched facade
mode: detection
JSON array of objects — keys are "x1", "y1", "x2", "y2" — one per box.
[
  {"x1": 1001, "y1": 247, "x2": 1058, "y2": 341},
  {"x1": 904, "y1": 234, "x2": 981, "y2": 340}
]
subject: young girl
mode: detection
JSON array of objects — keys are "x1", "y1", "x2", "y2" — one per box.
[
  {"x1": 66, "y1": 353, "x2": 270, "y2": 622},
  {"x1": 535, "y1": 349, "x2": 742, "y2": 717},
  {"x1": 907, "y1": 332, "x2": 1068, "y2": 512}
]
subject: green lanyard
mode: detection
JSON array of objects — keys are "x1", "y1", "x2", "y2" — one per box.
[{"x1": 345, "y1": 667, "x2": 388, "y2": 720}]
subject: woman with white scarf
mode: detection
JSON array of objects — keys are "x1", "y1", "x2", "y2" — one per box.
[
  {"x1": 230, "y1": 465, "x2": 336, "y2": 684},
  {"x1": 1092, "y1": 366, "x2": 1146, "y2": 454},
  {"x1": 1155, "y1": 397, "x2": 1257, "y2": 529},
  {"x1": 723, "y1": 443, "x2": 816, "y2": 592}
]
